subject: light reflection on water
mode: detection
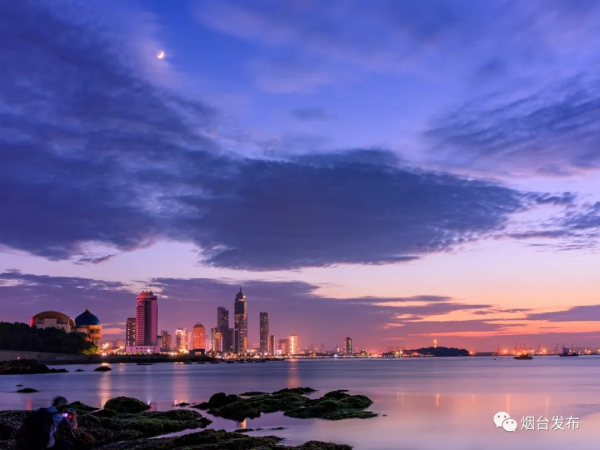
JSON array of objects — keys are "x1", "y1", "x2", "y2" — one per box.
[{"x1": 2, "y1": 357, "x2": 600, "y2": 449}]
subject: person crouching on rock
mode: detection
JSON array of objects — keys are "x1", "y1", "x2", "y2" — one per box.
[{"x1": 47, "y1": 396, "x2": 77, "y2": 449}]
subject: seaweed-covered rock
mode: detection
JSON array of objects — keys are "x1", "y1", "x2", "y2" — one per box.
[
  {"x1": 85, "y1": 428, "x2": 351, "y2": 450},
  {"x1": 0, "y1": 405, "x2": 351, "y2": 450},
  {"x1": 323, "y1": 391, "x2": 349, "y2": 400},
  {"x1": 298, "y1": 441, "x2": 352, "y2": 450},
  {"x1": 104, "y1": 397, "x2": 150, "y2": 413},
  {"x1": 16, "y1": 388, "x2": 38, "y2": 393},
  {"x1": 91, "y1": 409, "x2": 118, "y2": 418},
  {"x1": 0, "y1": 360, "x2": 67, "y2": 375},
  {"x1": 274, "y1": 387, "x2": 317, "y2": 395},
  {"x1": 0, "y1": 410, "x2": 30, "y2": 441},
  {"x1": 204, "y1": 387, "x2": 375, "y2": 422},
  {"x1": 73, "y1": 406, "x2": 212, "y2": 447},
  {"x1": 285, "y1": 392, "x2": 375, "y2": 420},
  {"x1": 94, "y1": 366, "x2": 112, "y2": 372},
  {"x1": 67, "y1": 401, "x2": 98, "y2": 412},
  {"x1": 240, "y1": 391, "x2": 268, "y2": 396}
]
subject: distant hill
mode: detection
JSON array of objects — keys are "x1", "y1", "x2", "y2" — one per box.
[
  {"x1": 0, "y1": 322, "x2": 98, "y2": 354},
  {"x1": 409, "y1": 346, "x2": 470, "y2": 357}
]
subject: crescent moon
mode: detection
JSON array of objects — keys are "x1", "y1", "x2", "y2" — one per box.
[{"x1": 157, "y1": 50, "x2": 165, "y2": 59}]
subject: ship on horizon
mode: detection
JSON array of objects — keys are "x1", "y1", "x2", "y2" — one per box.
[{"x1": 559, "y1": 345, "x2": 578, "y2": 357}]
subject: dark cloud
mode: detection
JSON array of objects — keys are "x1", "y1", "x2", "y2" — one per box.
[
  {"x1": 426, "y1": 77, "x2": 600, "y2": 175},
  {"x1": 291, "y1": 108, "x2": 329, "y2": 121},
  {"x1": 0, "y1": 1, "x2": 574, "y2": 271},
  {"x1": 177, "y1": 150, "x2": 529, "y2": 270},
  {"x1": 527, "y1": 305, "x2": 600, "y2": 322},
  {"x1": 562, "y1": 202, "x2": 600, "y2": 230}
]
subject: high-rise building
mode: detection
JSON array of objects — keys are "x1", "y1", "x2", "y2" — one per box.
[
  {"x1": 160, "y1": 330, "x2": 172, "y2": 351},
  {"x1": 135, "y1": 291, "x2": 158, "y2": 346},
  {"x1": 279, "y1": 338, "x2": 289, "y2": 355},
  {"x1": 211, "y1": 327, "x2": 222, "y2": 352},
  {"x1": 259, "y1": 312, "x2": 269, "y2": 354},
  {"x1": 126, "y1": 317, "x2": 136, "y2": 346},
  {"x1": 344, "y1": 337, "x2": 353, "y2": 355},
  {"x1": 217, "y1": 307, "x2": 229, "y2": 328},
  {"x1": 175, "y1": 328, "x2": 188, "y2": 352},
  {"x1": 192, "y1": 323, "x2": 206, "y2": 350},
  {"x1": 234, "y1": 288, "x2": 247, "y2": 354},
  {"x1": 289, "y1": 334, "x2": 298, "y2": 355},
  {"x1": 269, "y1": 335, "x2": 275, "y2": 355},
  {"x1": 217, "y1": 306, "x2": 233, "y2": 353}
]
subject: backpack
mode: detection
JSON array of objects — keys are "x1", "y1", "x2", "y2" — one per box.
[{"x1": 15, "y1": 408, "x2": 54, "y2": 450}]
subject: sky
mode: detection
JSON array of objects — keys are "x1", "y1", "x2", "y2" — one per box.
[{"x1": 2, "y1": 0, "x2": 600, "y2": 352}]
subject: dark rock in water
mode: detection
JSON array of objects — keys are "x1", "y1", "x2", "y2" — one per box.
[
  {"x1": 174, "y1": 402, "x2": 190, "y2": 407},
  {"x1": 322, "y1": 391, "x2": 349, "y2": 400},
  {"x1": 16, "y1": 388, "x2": 38, "y2": 393},
  {"x1": 203, "y1": 387, "x2": 376, "y2": 422},
  {"x1": 285, "y1": 391, "x2": 376, "y2": 420},
  {"x1": 104, "y1": 396, "x2": 150, "y2": 413},
  {"x1": 201, "y1": 392, "x2": 242, "y2": 409},
  {"x1": 274, "y1": 387, "x2": 317, "y2": 395},
  {"x1": 240, "y1": 391, "x2": 268, "y2": 396},
  {"x1": 94, "y1": 366, "x2": 112, "y2": 372},
  {"x1": 67, "y1": 401, "x2": 97, "y2": 412},
  {"x1": 75, "y1": 369, "x2": 85, "y2": 372},
  {"x1": 15, "y1": 384, "x2": 22, "y2": 387},
  {"x1": 0, "y1": 360, "x2": 66, "y2": 375}
]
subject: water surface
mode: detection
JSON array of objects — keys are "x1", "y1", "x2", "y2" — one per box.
[{"x1": 2, "y1": 357, "x2": 599, "y2": 449}]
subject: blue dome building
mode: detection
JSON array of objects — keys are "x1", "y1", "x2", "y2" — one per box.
[
  {"x1": 74, "y1": 308, "x2": 102, "y2": 346},
  {"x1": 75, "y1": 308, "x2": 101, "y2": 326}
]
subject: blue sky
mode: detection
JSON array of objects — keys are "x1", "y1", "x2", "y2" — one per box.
[{"x1": 1, "y1": 0, "x2": 600, "y2": 351}]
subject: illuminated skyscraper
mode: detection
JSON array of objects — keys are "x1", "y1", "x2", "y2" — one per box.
[
  {"x1": 211, "y1": 327, "x2": 222, "y2": 352},
  {"x1": 160, "y1": 330, "x2": 171, "y2": 351},
  {"x1": 259, "y1": 312, "x2": 269, "y2": 354},
  {"x1": 344, "y1": 337, "x2": 353, "y2": 355},
  {"x1": 279, "y1": 338, "x2": 289, "y2": 355},
  {"x1": 126, "y1": 317, "x2": 136, "y2": 346},
  {"x1": 217, "y1": 307, "x2": 228, "y2": 328},
  {"x1": 175, "y1": 327, "x2": 188, "y2": 352},
  {"x1": 135, "y1": 291, "x2": 158, "y2": 346},
  {"x1": 192, "y1": 323, "x2": 206, "y2": 350},
  {"x1": 234, "y1": 288, "x2": 247, "y2": 354},
  {"x1": 217, "y1": 306, "x2": 233, "y2": 353},
  {"x1": 289, "y1": 334, "x2": 298, "y2": 355},
  {"x1": 269, "y1": 335, "x2": 275, "y2": 355}
]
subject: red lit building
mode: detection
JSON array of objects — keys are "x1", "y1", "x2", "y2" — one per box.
[{"x1": 135, "y1": 291, "x2": 158, "y2": 346}]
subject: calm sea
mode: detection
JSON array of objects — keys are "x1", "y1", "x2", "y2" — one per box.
[{"x1": 2, "y1": 357, "x2": 600, "y2": 449}]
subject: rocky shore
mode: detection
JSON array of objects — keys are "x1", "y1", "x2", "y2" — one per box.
[{"x1": 0, "y1": 388, "x2": 375, "y2": 449}]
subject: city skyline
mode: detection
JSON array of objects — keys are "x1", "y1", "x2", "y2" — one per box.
[{"x1": 2, "y1": 1, "x2": 600, "y2": 351}]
